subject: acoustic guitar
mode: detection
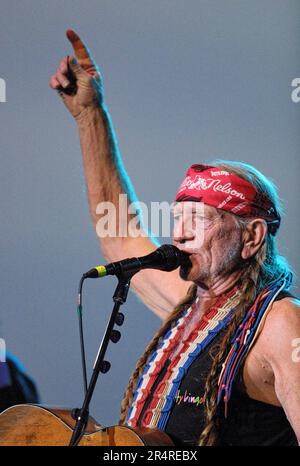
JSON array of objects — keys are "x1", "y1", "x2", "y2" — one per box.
[{"x1": 0, "y1": 404, "x2": 174, "y2": 446}]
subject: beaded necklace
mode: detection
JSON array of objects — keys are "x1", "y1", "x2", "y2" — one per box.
[
  {"x1": 127, "y1": 286, "x2": 242, "y2": 428},
  {"x1": 217, "y1": 273, "x2": 293, "y2": 417}
]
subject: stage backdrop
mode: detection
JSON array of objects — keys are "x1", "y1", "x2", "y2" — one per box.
[{"x1": 0, "y1": 0, "x2": 299, "y2": 427}]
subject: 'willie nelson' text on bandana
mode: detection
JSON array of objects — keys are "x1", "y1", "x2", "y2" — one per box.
[{"x1": 175, "y1": 164, "x2": 280, "y2": 234}]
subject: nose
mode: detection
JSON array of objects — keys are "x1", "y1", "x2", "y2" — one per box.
[{"x1": 173, "y1": 218, "x2": 195, "y2": 244}]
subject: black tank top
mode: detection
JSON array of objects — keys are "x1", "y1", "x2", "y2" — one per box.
[{"x1": 139, "y1": 290, "x2": 298, "y2": 446}]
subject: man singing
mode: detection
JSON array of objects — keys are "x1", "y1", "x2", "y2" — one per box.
[{"x1": 50, "y1": 30, "x2": 300, "y2": 445}]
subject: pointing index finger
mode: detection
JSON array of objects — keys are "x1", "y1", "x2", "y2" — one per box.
[{"x1": 66, "y1": 29, "x2": 96, "y2": 71}]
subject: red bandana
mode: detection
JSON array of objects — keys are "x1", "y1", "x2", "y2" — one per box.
[{"x1": 175, "y1": 164, "x2": 280, "y2": 235}]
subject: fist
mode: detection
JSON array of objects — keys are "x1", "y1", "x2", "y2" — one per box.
[{"x1": 49, "y1": 30, "x2": 104, "y2": 119}]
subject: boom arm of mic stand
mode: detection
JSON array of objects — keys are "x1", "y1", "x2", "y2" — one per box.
[{"x1": 69, "y1": 274, "x2": 132, "y2": 447}]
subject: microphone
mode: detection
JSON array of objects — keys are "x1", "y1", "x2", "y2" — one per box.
[{"x1": 83, "y1": 244, "x2": 192, "y2": 279}]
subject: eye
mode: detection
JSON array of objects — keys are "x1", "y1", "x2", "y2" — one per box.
[{"x1": 193, "y1": 213, "x2": 207, "y2": 222}]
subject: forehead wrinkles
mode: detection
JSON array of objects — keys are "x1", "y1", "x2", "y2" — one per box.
[{"x1": 173, "y1": 202, "x2": 219, "y2": 217}]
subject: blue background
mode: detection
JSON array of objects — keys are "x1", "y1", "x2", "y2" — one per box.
[{"x1": 0, "y1": 0, "x2": 299, "y2": 426}]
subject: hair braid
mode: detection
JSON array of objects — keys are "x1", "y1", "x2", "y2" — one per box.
[
  {"x1": 119, "y1": 283, "x2": 197, "y2": 425},
  {"x1": 198, "y1": 245, "x2": 266, "y2": 446}
]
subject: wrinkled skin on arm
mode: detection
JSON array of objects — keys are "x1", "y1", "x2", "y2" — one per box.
[{"x1": 264, "y1": 298, "x2": 300, "y2": 444}]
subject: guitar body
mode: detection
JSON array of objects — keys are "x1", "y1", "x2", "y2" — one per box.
[{"x1": 0, "y1": 405, "x2": 174, "y2": 446}]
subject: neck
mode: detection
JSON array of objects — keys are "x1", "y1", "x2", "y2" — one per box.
[{"x1": 196, "y1": 269, "x2": 243, "y2": 314}]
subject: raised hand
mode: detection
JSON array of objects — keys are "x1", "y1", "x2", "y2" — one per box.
[{"x1": 49, "y1": 29, "x2": 104, "y2": 118}]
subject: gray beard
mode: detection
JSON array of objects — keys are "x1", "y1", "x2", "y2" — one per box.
[{"x1": 181, "y1": 234, "x2": 244, "y2": 286}]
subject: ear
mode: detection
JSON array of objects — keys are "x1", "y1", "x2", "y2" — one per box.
[{"x1": 241, "y1": 219, "x2": 268, "y2": 260}]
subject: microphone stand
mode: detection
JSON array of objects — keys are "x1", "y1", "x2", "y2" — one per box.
[{"x1": 69, "y1": 273, "x2": 132, "y2": 447}]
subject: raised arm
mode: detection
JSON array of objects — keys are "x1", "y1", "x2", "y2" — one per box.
[{"x1": 49, "y1": 30, "x2": 191, "y2": 320}]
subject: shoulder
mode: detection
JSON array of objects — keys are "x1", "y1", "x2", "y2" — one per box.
[
  {"x1": 261, "y1": 295, "x2": 300, "y2": 362},
  {"x1": 265, "y1": 296, "x2": 300, "y2": 329}
]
